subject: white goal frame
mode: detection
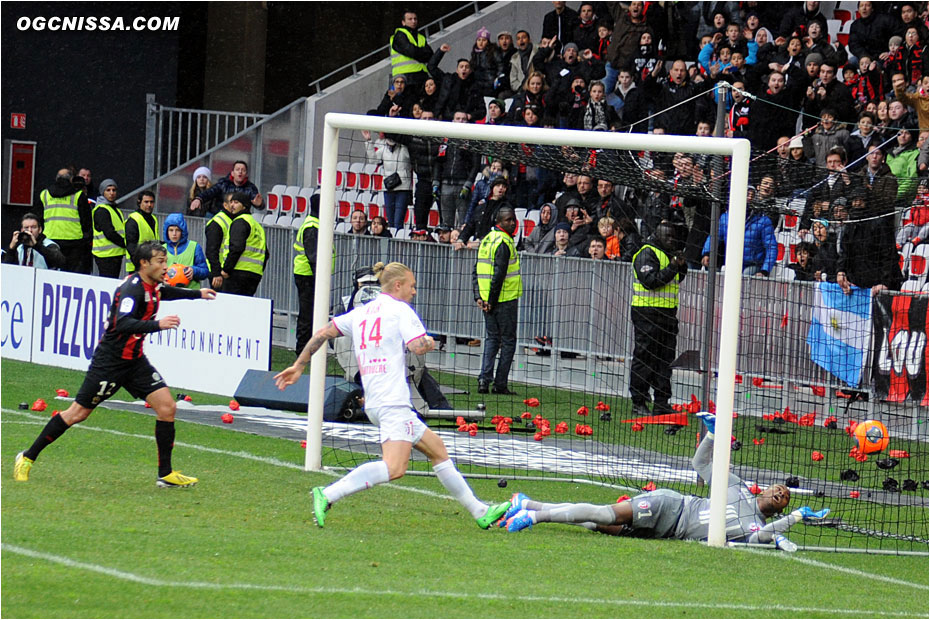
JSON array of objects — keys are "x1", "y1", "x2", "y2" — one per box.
[{"x1": 306, "y1": 112, "x2": 751, "y2": 549}]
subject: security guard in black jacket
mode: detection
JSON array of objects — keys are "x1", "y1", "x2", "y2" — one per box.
[{"x1": 629, "y1": 221, "x2": 687, "y2": 416}]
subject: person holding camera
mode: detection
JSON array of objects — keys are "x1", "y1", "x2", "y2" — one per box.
[
  {"x1": 2, "y1": 213, "x2": 66, "y2": 269},
  {"x1": 39, "y1": 167, "x2": 92, "y2": 273}
]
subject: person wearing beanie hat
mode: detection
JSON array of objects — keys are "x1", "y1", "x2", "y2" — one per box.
[
  {"x1": 497, "y1": 31, "x2": 515, "y2": 67},
  {"x1": 471, "y1": 25, "x2": 503, "y2": 96},
  {"x1": 188, "y1": 166, "x2": 213, "y2": 218},
  {"x1": 551, "y1": 221, "x2": 580, "y2": 257},
  {"x1": 189, "y1": 160, "x2": 262, "y2": 218},
  {"x1": 91, "y1": 178, "x2": 127, "y2": 277},
  {"x1": 220, "y1": 190, "x2": 268, "y2": 297},
  {"x1": 805, "y1": 52, "x2": 823, "y2": 68},
  {"x1": 562, "y1": 42, "x2": 579, "y2": 55}
]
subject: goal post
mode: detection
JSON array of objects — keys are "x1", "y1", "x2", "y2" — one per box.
[{"x1": 307, "y1": 112, "x2": 751, "y2": 549}]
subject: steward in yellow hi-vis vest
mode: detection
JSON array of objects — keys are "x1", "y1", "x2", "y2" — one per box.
[
  {"x1": 389, "y1": 11, "x2": 433, "y2": 87},
  {"x1": 125, "y1": 191, "x2": 159, "y2": 274},
  {"x1": 629, "y1": 221, "x2": 688, "y2": 417},
  {"x1": 205, "y1": 206, "x2": 234, "y2": 290},
  {"x1": 471, "y1": 207, "x2": 522, "y2": 395},
  {"x1": 40, "y1": 168, "x2": 93, "y2": 274},
  {"x1": 221, "y1": 192, "x2": 267, "y2": 297},
  {"x1": 91, "y1": 178, "x2": 127, "y2": 278},
  {"x1": 292, "y1": 195, "x2": 336, "y2": 355}
]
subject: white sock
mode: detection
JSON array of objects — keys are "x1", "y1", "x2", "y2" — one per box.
[
  {"x1": 535, "y1": 503, "x2": 617, "y2": 525},
  {"x1": 323, "y1": 460, "x2": 389, "y2": 504},
  {"x1": 525, "y1": 500, "x2": 571, "y2": 511},
  {"x1": 433, "y1": 459, "x2": 487, "y2": 519}
]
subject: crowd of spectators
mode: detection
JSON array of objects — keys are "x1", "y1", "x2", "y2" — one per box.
[{"x1": 349, "y1": 2, "x2": 928, "y2": 292}]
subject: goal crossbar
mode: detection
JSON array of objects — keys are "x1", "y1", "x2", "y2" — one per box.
[{"x1": 308, "y1": 112, "x2": 751, "y2": 548}]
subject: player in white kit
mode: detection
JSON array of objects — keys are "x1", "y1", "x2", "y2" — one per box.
[{"x1": 275, "y1": 261, "x2": 510, "y2": 529}]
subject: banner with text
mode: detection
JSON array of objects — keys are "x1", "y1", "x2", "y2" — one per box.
[
  {"x1": 18, "y1": 268, "x2": 271, "y2": 395},
  {"x1": 871, "y1": 293, "x2": 928, "y2": 405},
  {"x1": 1, "y1": 264, "x2": 36, "y2": 361}
]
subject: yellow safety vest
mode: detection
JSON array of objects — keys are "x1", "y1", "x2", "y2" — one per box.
[
  {"x1": 223, "y1": 213, "x2": 266, "y2": 276},
  {"x1": 631, "y1": 244, "x2": 680, "y2": 308},
  {"x1": 166, "y1": 240, "x2": 202, "y2": 290},
  {"x1": 389, "y1": 28, "x2": 428, "y2": 76},
  {"x1": 40, "y1": 189, "x2": 83, "y2": 241},
  {"x1": 293, "y1": 215, "x2": 335, "y2": 276},
  {"x1": 477, "y1": 229, "x2": 522, "y2": 303},
  {"x1": 126, "y1": 211, "x2": 159, "y2": 273},
  {"x1": 91, "y1": 202, "x2": 127, "y2": 258},
  {"x1": 207, "y1": 210, "x2": 234, "y2": 272}
]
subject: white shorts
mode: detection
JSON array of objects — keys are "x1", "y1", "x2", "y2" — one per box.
[{"x1": 365, "y1": 405, "x2": 428, "y2": 444}]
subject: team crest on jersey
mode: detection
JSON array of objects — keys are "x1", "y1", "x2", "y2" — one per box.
[
  {"x1": 152, "y1": 372, "x2": 162, "y2": 383},
  {"x1": 119, "y1": 297, "x2": 135, "y2": 313},
  {"x1": 638, "y1": 500, "x2": 651, "y2": 510},
  {"x1": 144, "y1": 291, "x2": 152, "y2": 303}
]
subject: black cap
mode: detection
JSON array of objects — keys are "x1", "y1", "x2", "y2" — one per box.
[{"x1": 230, "y1": 192, "x2": 251, "y2": 208}]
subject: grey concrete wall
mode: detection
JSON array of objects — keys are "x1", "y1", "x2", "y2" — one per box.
[{"x1": 302, "y1": 1, "x2": 552, "y2": 184}]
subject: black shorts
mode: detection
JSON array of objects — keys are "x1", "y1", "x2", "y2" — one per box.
[{"x1": 74, "y1": 355, "x2": 168, "y2": 409}]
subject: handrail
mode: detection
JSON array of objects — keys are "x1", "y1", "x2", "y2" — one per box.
[
  {"x1": 150, "y1": 103, "x2": 268, "y2": 119},
  {"x1": 119, "y1": 96, "x2": 309, "y2": 206},
  {"x1": 306, "y1": 1, "x2": 483, "y2": 94}
]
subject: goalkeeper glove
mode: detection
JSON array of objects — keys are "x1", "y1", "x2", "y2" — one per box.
[
  {"x1": 775, "y1": 535, "x2": 797, "y2": 553},
  {"x1": 793, "y1": 506, "x2": 830, "y2": 521},
  {"x1": 696, "y1": 411, "x2": 716, "y2": 436},
  {"x1": 459, "y1": 186, "x2": 471, "y2": 200}
]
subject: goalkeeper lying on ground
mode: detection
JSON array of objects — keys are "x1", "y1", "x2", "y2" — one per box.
[{"x1": 502, "y1": 413, "x2": 830, "y2": 551}]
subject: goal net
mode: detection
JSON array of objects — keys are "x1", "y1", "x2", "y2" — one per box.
[{"x1": 303, "y1": 112, "x2": 928, "y2": 554}]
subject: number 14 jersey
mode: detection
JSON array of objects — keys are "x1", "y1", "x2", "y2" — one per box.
[{"x1": 332, "y1": 293, "x2": 427, "y2": 408}]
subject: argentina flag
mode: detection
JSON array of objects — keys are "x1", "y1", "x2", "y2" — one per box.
[{"x1": 807, "y1": 282, "x2": 872, "y2": 387}]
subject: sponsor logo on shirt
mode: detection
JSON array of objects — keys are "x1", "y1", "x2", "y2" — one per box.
[
  {"x1": 119, "y1": 297, "x2": 135, "y2": 314},
  {"x1": 638, "y1": 500, "x2": 651, "y2": 510}
]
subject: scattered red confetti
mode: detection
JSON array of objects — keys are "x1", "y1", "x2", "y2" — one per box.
[
  {"x1": 616, "y1": 495, "x2": 631, "y2": 503},
  {"x1": 144, "y1": 402, "x2": 152, "y2": 409},
  {"x1": 595, "y1": 401, "x2": 610, "y2": 412},
  {"x1": 555, "y1": 422, "x2": 569, "y2": 434},
  {"x1": 229, "y1": 400, "x2": 240, "y2": 411},
  {"x1": 457, "y1": 423, "x2": 469, "y2": 432},
  {"x1": 889, "y1": 450, "x2": 910, "y2": 458},
  {"x1": 811, "y1": 451, "x2": 824, "y2": 461},
  {"x1": 753, "y1": 438, "x2": 765, "y2": 445},
  {"x1": 850, "y1": 491, "x2": 860, "y2": 499},
  {"x1": 495, "y1": 423, "x2": 511, "y2": 434},
  {"x1": 823, "y1": 415, "x2": 838, "y2": 427},
  {"x1": 300, "y1": 440, "x2": 307, "y2": 449},
  {"x1": 708, "y1": 400, "x2": 717, "y2": 413},
  {"x1": 491, "y1": 415, "x2": 503, "y2": 424},
  {"x1": 51, "y1": 410, "x2": 59, "y2": 417},
  {"x1": 523, "y1": 398, "x2": 540, "y2": 407},
  {"x1": 849, "y1": 446, "x2": 868, "y2": 462},
  {"x1": 467, "y1": 423, "x2": 478, "y2": 432},
  {"x1": 31, "y1": 399, "x2": 47, "y2": 412},
  {"x1": 520, "y1": 411, "x2": 532, "y2": 419},
  {"x1": 671, "y1": 403, "x2": 683, "y2": 412},
  {"x1": 798, "y1": 413, "x2": 816, "y2": 427},
  {"x1": 749, "y1": 484, "x2": 761, "y2": 495},
  {"x1": 183, "y1": 395, "x2": 192, "y2": 402},
  {"x1": 844, "y1": 420, "x2": 858, "y2": 437},
  {"x1": 631, "y1": 422, "x2": 645, "y2": 432},
  {"x1": 735, "y1": 374, "x2": 743, "y2": 384},
  {"x1": 533, "y1": 432, "x2": 543, "y2": 441},
  {"x1": 642, "y1": 481, "x2": 656, "y2": 491},
  {"x1": 576, "y1": 405, "x2": 589, "y2": 416},
  {"x1": 762, "y1": 413, "x2": 776, "y2": 421},
  {"x1": 456, "y1": 416, "x2": 466, "y2": 425},
  {"x1": 221, "y1": 413, "x2": 234, "y2": 424},
  {"x1": 574, "y1": 424, "x2": 593, "y2": 436},
  {"x1": 811, "y1": 386, "x2": 826, "y2": 397},
  {"x1": 468, "y1": 429, "x2": 477, "y2": 437},
  {"x1": 752, "y1": 377, "x2": 764, "y2": 387},
  {"x1": 55, "y1": 389, "x2": 69, "y2": 397}
]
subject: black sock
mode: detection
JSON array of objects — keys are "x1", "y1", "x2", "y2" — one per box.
[
  {"x1": 155, "y1": 420, "x2": 175, "y2": 478},
  {"x1": 23, "y1": 414, "x2": 71, "y2": 461}
]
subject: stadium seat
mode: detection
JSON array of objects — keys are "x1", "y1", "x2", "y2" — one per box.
[
  {"x1": 337, "y1": 161, "x2": 351, "y2": 189},
  {"x1": 899, "y1": 243, "x2": 914, "y2": 276},
  {"x1": 337, "y1": 190, "x2": 353, "y2": 219},
  {"x1": 371, "y1": 171, "x2": 384, "y2": 192},
  {"x1": 909, "y1": 244, "x2": 928, "y2": 286},
  {"x1": 283, "y1": 185, "x2": 299, "y2": 211},
  {"x1": 334, "y1": 221, "x2": 350, "y2": 234},
  {"x1": 771, "y1": 264, "x2": 796, "y2": 282},
  {"x1": 344, "y1": 162, "x2": 359, "y2": 190},
  {"x1": 826, "y1": 19, "x2": 841, "y2": 44},
  {"x1": 427, "y1": 209, "x2": 440, "y2": 228},
  {"x1": 525, "y1": 210, "x2": 540, "y2": 224},
  {"x1": 266, "y1": 184, "x2": 286, "y2": 212},
  {"x1": 514, "y1": 208, "x2": 528, "y2": 221},
  {"x1": 394, "y1": 227, "x2": 410, "y2": 240},
  {"x1": 523, "y1": 218, "x2": 536, "y2": 237},
  {"x1": 295, "y1": 187, "x2": 314, "y2": 218},
  {"x1": 367, "y1": 202, "x2": 382, "y2": 220},
  {"x1": 351, "y1": 162, "x2": 370, "y2": 191}
]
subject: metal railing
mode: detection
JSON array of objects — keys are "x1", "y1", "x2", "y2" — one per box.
[
  {"x1": 306, "y1": 2, "x2": 484, "y2": 95},
  {"x1": 144, "y1": 93, "x2": 268, "y2": 181}
]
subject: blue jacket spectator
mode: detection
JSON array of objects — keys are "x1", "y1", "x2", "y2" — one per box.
[
  {"x1": 702, "y1": 207, "x2": 778, "y2": 277},
  {"x1": 162, "y1": 212, "x2": 209, "y2": 286}
]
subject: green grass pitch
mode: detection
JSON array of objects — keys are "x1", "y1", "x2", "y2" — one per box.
[{"x1": 2, "y1": 357, "x2": 927, "y2": 619}]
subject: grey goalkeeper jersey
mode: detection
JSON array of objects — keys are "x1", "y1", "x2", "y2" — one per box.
[{"x1": 674, "y1": 435, "x2": 792, "y2": 543}]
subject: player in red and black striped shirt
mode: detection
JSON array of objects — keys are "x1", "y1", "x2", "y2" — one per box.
[{"x1": 13, "y1": 241, "x2": 217, "y2": 488}]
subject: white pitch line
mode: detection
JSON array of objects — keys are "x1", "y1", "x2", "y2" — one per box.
[
  {"x1": 741, "y1": 547, "x2": 930, "y2": 590},
  {"x1": 2, "y1": 543, "x2": 925, "y2": 617},
  {"x1": 4, "y1": 409, "x2": 927, "y2": 593}
]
